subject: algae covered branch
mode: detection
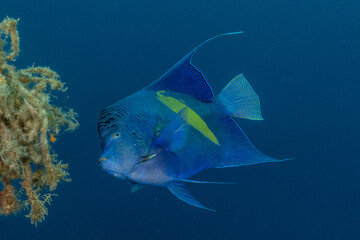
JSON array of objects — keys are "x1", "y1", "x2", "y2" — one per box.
[{"x1": 0, "y1": 17, "x2": 79, "y2": 225}]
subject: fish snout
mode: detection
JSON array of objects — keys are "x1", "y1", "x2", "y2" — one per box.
[{"x1": 98, "y1": 157, "x2": 108, "y2": 164}]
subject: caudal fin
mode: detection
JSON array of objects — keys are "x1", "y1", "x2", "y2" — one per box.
[
  {"x1": 216, "y1": 118, "x2": 291, "y2": 168},
  {"x1": 217, "y1": 74, "x2": 263, "y2": 120}
]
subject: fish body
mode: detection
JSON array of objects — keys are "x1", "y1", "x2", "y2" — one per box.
[
  {"x1": 100, "y1": 90, "x2": 220, "y2": 184},
  {"x1": 98, "y1": 32, "x2": 289, "y2": 210}
]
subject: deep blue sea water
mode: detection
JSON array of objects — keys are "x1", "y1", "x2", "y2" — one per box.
[{"x1": 1, "y1": 0, "x2": 359, "y2": 239}]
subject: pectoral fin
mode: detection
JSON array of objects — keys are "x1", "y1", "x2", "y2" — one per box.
[
  {"x1": 153, "y1": 108, "x2": 189, "y2": 153},
  {"x1": 167, "y1": 182, "x2": 215, "y2": 212}
]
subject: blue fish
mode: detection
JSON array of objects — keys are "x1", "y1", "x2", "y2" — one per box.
[{"x1": 98, "y1": 32, "x2": 289, "y2": 211}]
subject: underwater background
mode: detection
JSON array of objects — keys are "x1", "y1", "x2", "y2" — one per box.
[{"x1": 1, "y1": 0, "x2": 359, "y2": 239}]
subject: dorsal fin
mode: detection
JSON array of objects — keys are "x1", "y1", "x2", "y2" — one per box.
[{"x1": 147, "y1": 32, "x2": 243, "y2": 102}]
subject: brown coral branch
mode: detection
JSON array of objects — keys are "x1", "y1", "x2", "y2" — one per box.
[
  {"x1": 0, "y1": 178, "x2": 21, "y2": 215},
  {"x1": 22, "y1": 162, "x2": 47, "y2": 225},
  {"x1": 0, "y1": 17, "x2": 78, "y2": 225},
  {"x1": 0, "y1": 17, "x2": 19, "y2": 60}
]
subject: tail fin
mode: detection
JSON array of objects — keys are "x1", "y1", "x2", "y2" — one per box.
[
  {"x1": 217, "y1": 74, "x2": 263, "y2": 120},
  {"x1": 216, "y1": 118, "x2": 290, "y2": 168}
]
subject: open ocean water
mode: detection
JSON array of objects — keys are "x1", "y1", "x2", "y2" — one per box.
[{"x1": 1, "y1": 0, "x2": 359, "y2": 239}]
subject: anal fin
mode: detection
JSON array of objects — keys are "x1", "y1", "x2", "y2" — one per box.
[{"x1": 216, "y1": 118, "x2": 291, "y2": 168}]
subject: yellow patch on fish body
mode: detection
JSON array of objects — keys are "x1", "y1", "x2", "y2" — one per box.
[{"x1": 156, "y1": 91, "x2": 219, "y2": 145}]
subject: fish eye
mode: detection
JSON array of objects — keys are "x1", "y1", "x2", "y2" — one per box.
[{"x1": 113, "y1": 132, "x2": 120, "y2": 138}]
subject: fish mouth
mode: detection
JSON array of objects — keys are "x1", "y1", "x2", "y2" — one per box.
[
  {"x1": 98, "y1": 155, "x2": 142, "y2": 180},
  {"x1": 98, "y1": 157, "x2": 108, "y2": 164},
  {"x1": 98, "y1": 157, "x2": 126, "y2": 180}
]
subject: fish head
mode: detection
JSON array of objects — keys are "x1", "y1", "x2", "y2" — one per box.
[{"x1": 98, "y1": 130, "x2": 140, "y2": 180}]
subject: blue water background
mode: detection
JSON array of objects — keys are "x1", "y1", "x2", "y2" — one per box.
[{"x1": 1, "y1": 0, "x2": 359, "y2": 239}]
